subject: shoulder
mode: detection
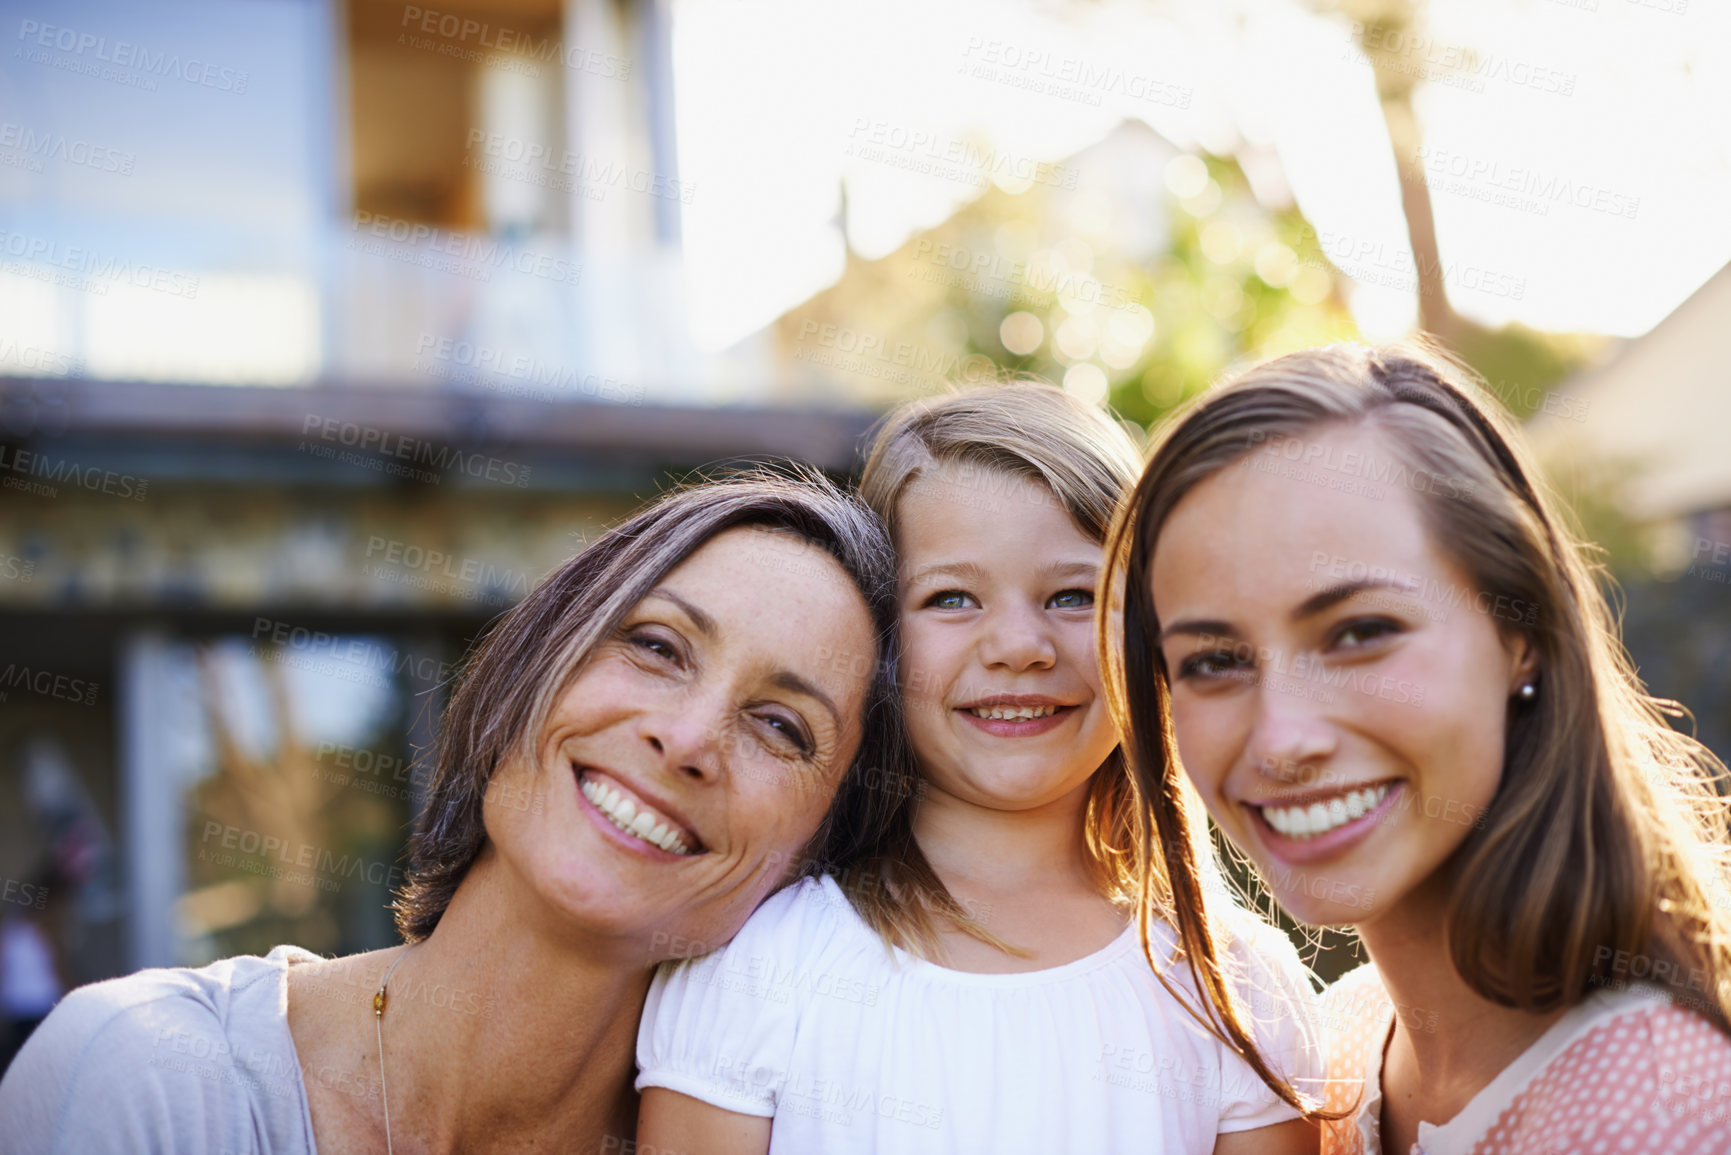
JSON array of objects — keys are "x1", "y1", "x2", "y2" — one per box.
[
  {"x1": 0, "y1": 947, "x2": 314, "y2": 1151},
  {"x1": 1166, "y1": 909, "x2": 1327, "y2": 1129},
  {"x1": 704, "y1": 874, "x2": 862, "y2": 962},
  {"x1": 637, "y1": 876, "x2": 872, "y2": 1115},
  {"x1": 10, "y1": 952, "x2": 279, "y2": 1067},
  {"x1": 1216, "y1": 906, "x2": 1312, "y2": 981},
  {"x1": 1547, "y1": 989, "x2": 1731, "y2": 1128},
  {"x1": 1475, "y1": 989, "x2": 1731, "y2": 1148},
  {"x1": 1315, "y1": 963, "x2": 1390, "y2": 1129},
  {"x1": 1211, "y1": 906, "x2": 1323, "y2": 1030},
  {"x1": 1317, "y1": 961, "x2": 1395, "y2": 1039}
]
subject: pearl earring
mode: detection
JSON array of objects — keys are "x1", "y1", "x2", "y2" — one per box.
[{"x1": 1518, "y1": 682, "x2": 1537, "y2": 701}]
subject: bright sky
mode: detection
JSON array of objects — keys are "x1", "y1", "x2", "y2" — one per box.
[{"x1": 672, "y1": 0, "x2": 1731, "y2": 349}]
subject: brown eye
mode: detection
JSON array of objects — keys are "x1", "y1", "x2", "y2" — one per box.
[
  {"x1": 629, "y1": 629, "x2": 683, "y2": 664},
  {"x1": 757, "y1": 711, "x2": 815, "y2": 757},
  {"x1": 1333, "y1": 618, "x2": 1401, "y2": 649},
  {"x1": 1179, "y1": 650, "x2": 1246, "y2": 680}
]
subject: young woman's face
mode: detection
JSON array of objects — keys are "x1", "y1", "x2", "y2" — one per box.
[
  {"x1": 896, "y1": 464, "x2": 1120, "y2": 812},
  {"x1": 1149, "y1": 423, "x2": 1532, "y2": 926},
  {"x1": 484, "y1": 526, "x2": 878, "y2": 960}
]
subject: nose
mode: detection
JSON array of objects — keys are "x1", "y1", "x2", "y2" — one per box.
[
  {"x1": 977, "y1": 601, "x2": 1057, "y2": 672},
  {"x1": 1244, "y1": 669, "x2": 1338, "y2": 787},
  {"x1": 639, "y1": 691, "x2": 728, "y2": 783}
]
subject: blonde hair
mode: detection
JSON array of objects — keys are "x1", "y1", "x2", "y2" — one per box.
[
  {"x1": 812, "y1": 382, "x2": 1140, "y2": 958},
  {"x1": 834, "y1": 379, "x2": 1328, "y2": 1117},
  {"x1": 1102, "y1": 342, "x2": 1731, "y2": 1070}
]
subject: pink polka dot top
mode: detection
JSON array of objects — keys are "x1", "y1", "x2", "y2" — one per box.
[{"x1": 1316, "y1": 962, "x2": 1731, "y2": 1154}]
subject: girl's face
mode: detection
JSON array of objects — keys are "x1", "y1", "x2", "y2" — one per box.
[
  {"x1": 896, "y1": 464, "x2": 1120, "y2": 812},
  {"x1": 1149, "y1": 423, "x2": 1532, "y2": 926},
  {"x1": 484, "y1": 526, "x2": 878, "y2": 961}
]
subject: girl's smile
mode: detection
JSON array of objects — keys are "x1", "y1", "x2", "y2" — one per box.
[
  {"x1": 895, "y1": 463, "x2": 1119, "y2": 812},
  {"x1": 955, "y1": 694, "x2": 1080, "y2": 737}
]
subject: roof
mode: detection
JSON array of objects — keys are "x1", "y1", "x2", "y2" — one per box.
[{"x1": 1527, "y1": 262, "x2": 1731, "y2": 520}]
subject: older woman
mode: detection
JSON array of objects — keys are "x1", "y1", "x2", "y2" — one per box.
[{"x1": 0, "y1": 469, "x2": 900, "y2": 1154}]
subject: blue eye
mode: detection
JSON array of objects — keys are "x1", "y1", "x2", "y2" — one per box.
[
  {"x1": 1048, "y1": 588, "x2": 1093, "y2": 609},
  {"x1": 924, "y1": 589, "x2": 977, "y2": 610}
]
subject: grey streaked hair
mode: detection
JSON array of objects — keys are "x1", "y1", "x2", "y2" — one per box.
[{"x1": 394, "y1": 466, "x2": 902, "y2": 942}]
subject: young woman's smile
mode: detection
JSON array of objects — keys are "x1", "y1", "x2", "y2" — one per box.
[{"x1": 1150, "y1": 423, "x2": 1532, "y2": 925}]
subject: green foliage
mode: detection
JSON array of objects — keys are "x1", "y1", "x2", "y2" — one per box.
[{"x1": 933, "y1": 152, "x2": 1359, "y2": 433}]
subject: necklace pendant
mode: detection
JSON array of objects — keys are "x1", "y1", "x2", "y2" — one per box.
[{"x1": 374, "y1": 990, "x2": 387, "y2": 1015}]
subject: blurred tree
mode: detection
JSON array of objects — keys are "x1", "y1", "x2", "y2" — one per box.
[
  {"x1": 1335, "y1": 0, "x2": 1458, "y2": 343},
  {"x1": 779, "y1": 134, "x2": 1358, "y2": 431}
]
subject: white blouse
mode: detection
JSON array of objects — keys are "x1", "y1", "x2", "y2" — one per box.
[{"x1": 637, "y1": 875, "x2": 1326, "y2": 1154}]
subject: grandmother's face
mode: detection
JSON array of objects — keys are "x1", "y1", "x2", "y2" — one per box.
[{"x1": 484, "y1": 526, "x2": 877, "y2": 961}]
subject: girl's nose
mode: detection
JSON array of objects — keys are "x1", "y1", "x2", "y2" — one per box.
[{"x1": 977, "y1": 604, "x2": 1058, "y2": 671}]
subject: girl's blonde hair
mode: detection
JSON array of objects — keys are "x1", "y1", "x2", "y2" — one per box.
[
  {"x1": 823, "y1": 381, "x2": 1327, "y2": 1116},
  {"x1": 1102, "y1": 342, "x2": 1731, "y2": 1053}
]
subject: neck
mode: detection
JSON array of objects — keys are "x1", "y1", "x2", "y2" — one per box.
[
  {"x1": 1357, "y1": 873, "x2": 1567, "y2": 1118},
  {"x1": 912, "y1": 774, "x2": 1095, "y2": 894},
  {"x1": 381, "y1": 849, "x2": 654, "y2": 1153}
]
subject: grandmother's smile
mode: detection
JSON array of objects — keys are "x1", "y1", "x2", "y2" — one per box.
[{"x1": 576, "y1": 767, "x2": 704, "y2": 857}]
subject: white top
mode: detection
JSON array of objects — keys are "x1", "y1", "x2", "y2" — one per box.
[
  {"x1": 637, "y1": 874, "x2": 1326, "y2": 1154},
  {"x1": 0, "y1": 944, "x2": 320, "y2": 1154}
]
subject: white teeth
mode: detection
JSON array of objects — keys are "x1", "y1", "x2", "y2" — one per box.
[
  {"x1": 580, "y1": 775, "x2": 695, "y2": 855},
  {"x1": 1258, "y1": 784, "x2": 1392, "y2": 841},
  {"x1": 968, "y1": 704, "x2": 1060, "y2": 721}
]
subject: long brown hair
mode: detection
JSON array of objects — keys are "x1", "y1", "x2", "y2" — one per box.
[
  {"x1": 1102, "y1": 342, "x2": 1731, "y2": 1053},
  {"x1": 394, "y1": 467, "x2": 901, "y2": 942}
]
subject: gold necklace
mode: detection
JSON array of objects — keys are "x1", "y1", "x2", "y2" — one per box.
[{"x1": 374, "y1": 944, "x2": 418, "y2": 1155}]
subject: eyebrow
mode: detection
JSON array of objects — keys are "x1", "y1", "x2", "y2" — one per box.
[
  {"x1": 1157, "y1": 580, "x2": 1403, "y2": 645},
  {"x1": 906, "y1": 560, "x2": 987, "y2": 585},
  {"x1": 906, "y1": 559, "x2": 1100, "y2": 585},
  {"x1": 771, "y1": 671, "x2": 842, "y2": 732},
  {"x1": 1294, "y1": 580, "x2": 1402, "y2": 620},
  {"x1": 644, "y1": 589, "x2": 843, "y2": 731},
  {"x1": 642, "y1": 588, "x2": 716, "y2": 637}
]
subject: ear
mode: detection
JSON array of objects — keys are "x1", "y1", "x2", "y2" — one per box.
[{"x1": 1505, "y1": 630, "x2": 1539, "y2": 695}]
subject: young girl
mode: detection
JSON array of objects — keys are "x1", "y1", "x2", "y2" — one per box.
[
  {"x1": 1104, "y1": 343, "x2": 1731, "y2": 1152},
  {"x1": 636, "y1": 383, "x2": 1327, "y2": 1153}
]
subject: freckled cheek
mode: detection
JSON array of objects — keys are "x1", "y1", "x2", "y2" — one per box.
[{"x1": 551, "y1": 660, "x2": 657, "y2": 731}]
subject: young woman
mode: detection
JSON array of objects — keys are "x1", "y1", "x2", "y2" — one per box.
[
  {"x1": 637, "y1": 383, "x2": 1325, "y2": 1154},
  {"x1": 0, "y1": 470, "x2": 901, "y2": 1155},
  {"x1": 1103, "y1": 342, "x2": 1731, "y2": 1152}
]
